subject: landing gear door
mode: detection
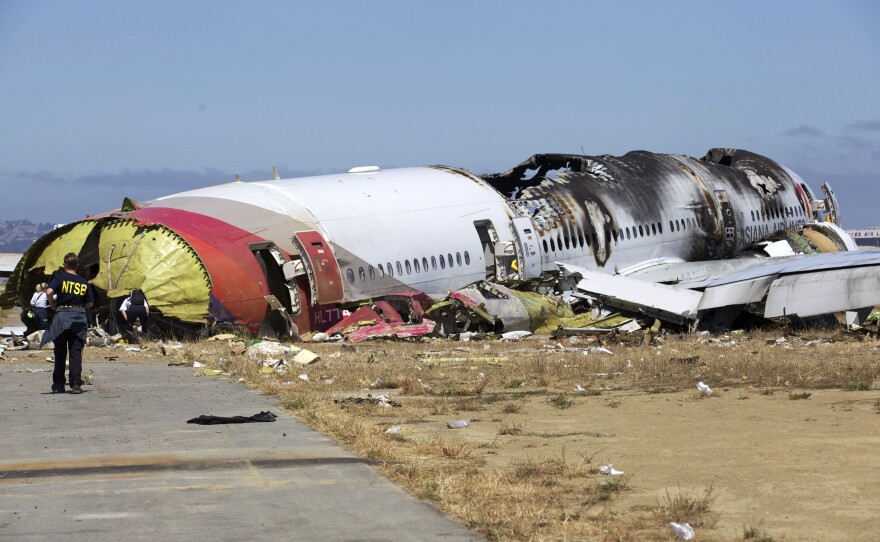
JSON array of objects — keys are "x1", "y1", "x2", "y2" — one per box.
[
  {"x1": 511, "y1": 217, "x2": 541, "y2": 279},
  {"x1": 292, "y1": 231, "x2": 345, "y2": 305}
]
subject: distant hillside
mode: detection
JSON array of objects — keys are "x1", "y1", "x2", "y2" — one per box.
[{"x1": 0, "y1": 220, "x2": 53, "y2": 252}]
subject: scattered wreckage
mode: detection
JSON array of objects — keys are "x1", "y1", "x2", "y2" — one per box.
[{"x1": 2, "y1": 148, "x2": 879, "y2": 342}]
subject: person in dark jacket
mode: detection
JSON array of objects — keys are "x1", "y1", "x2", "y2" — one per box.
[{"x1": 41, "y1": 253, "x2": 93, "y2": 394}]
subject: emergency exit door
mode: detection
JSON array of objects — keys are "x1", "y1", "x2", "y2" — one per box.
[{"x1": 292, "y1": 231, "x2": 344, "y2": 304}]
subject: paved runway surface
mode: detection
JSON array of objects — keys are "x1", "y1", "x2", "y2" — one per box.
[{"x1": 0, "y1": 360, "x2": 480, "y2": 541}]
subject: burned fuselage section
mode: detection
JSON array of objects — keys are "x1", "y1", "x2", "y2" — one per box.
[{"x1": 481, "y1": 149, "x2": 820, "y2": 274}]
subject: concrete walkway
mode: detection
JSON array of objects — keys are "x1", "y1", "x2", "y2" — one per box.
[{"x1": 0, "y1": 360, "x2": 480, "y2": 541}]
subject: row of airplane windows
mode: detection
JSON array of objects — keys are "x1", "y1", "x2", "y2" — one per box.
[
  {"x1": 541, "y1": 205, "x2": 806, "y2": 254},
  {"x1": 345, "y1": 251, "x2": 471, "y2": 284},
  {"x1": 541, "y1": 217, "x2": 698, "y2": 254},
  {"x1": 751, "y1": 205, "x2": 803, "y2": 221}
]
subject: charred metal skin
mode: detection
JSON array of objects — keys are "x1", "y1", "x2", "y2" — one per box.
[{"x1": 480, "y1": 149, "x2": 811, "y2": 272}]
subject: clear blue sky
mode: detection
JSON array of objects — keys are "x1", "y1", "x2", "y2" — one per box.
[{"x1": 2, "y1": 1, "x2": 878, "y2": 227}]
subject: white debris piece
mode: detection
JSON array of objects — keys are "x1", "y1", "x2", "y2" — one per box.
[
  {"x1": 669, "y1": 522, "x2": 695, "y2": 541},
  {"x1": 311, "y1": 332, "x2": 329, "y2": 341},
  {"x1": 374, "y1": 394, "x2": 394, "y2": 408},
  {"x1": 192, "y1": 361, "x2": 206, "y2": 368},
  {"x1": 599, "y1": 464, "x2": 624, "y2": 475},
  {"x1": 574, "y1": 384, "x2": 586, "y2": 393},
  {"x1": 297, "y1": 373, "x2": 309, "y2": 382},
  {"x1": 447, "y1": 419, "x2": 470, "y2": 429},
  {"x1": 124, "y1": 347, "x2": 142, "y2": 352},
  {"x1": 385, "y1": 425, "x2": 401, "y2": 435},
  {"x1": 500, "y1": 330, "x2": 532, "y2": 341},
  {"x1": 696, "y1": 381, "x2": 713, "y2": 396},
  {"x1": 619, "y1": 320, "x2": 642, "y2": 333}
]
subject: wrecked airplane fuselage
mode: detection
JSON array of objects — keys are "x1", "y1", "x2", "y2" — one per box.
[{"x1": 0, "y1": 149, "x2": 856, "y2": 337}]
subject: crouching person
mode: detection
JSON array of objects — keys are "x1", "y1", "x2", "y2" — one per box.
[
  {"x1": 120, "y1": 289, "x2": 150, "y2": 340},
  {"x1": 41, "y1": 253, "x2": 94, "y2": 394}
]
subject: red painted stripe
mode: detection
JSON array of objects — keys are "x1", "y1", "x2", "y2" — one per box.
[{"x1": 129, "y1": 207, "x2": 271, "y2": 328}]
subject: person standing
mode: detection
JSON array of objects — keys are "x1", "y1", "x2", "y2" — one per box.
[
  {"x1": 41, "y1": 253, "x2": 93, "y2": 394},
  {"x1": 119, "y1": 289, "x2": 149, "y2": 337},
  {"x1": 30, "y1": 283, "x2": 50, "y2": 330}
]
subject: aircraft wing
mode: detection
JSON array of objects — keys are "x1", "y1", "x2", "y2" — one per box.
[{"x1": 559, "y1": 249, "x2": 880, "y2": 326}]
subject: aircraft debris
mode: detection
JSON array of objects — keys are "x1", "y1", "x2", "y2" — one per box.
[
  {"x1": 447, "y1": 419, "x2": 470, "y2": 429},
  {"x1": 334, "y1": 395, "x2": 402, "y2": 408},
  {"x1": 670, "y1": 522, "x2": 695, "y2": 541},
  {"x1": 385, "y1": 425, "x2": 402, "y2": 435},
  {"x1": 2, "y1": 147, "x2": 874, "y2": 339},
  {"x1": 599, "y1": 464, "x2": 624, "y2": 476},
  {"x1": 186, "y1": 411, "x2": 277, "y2": 425},
  {"x1": 696, "y1": 381, "x2": 713, "y2": 396},
  {"x1": 324, "y1": 293, "x2": 435, "y2": 342}
]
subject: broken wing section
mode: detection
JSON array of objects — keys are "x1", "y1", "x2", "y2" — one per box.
[{"x1": 561, "y1": 250, "x2": 880, "y2": 327}]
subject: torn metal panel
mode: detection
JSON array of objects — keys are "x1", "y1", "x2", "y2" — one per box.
[{"x1": 559, "y1": 263, "x2": 702, "y2": 323}]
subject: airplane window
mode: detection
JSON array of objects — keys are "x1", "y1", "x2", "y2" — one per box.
[
  {"x1": 448, "y1": 253, "x2": 454, "y2": 267},
  {"x1": 456, "y1": 252, "x2": 462, "y2": 266},
  {"x1": 651, "y1": 223, "x2": 657, "y2": 236},
  {"x1": 750, "y1": 210, "x2": 755, "y2": 221},
  {"x1": 578, "y1": 231, "x2": 585, "y2": 247},
  {"x1": 377, "y1": 264, "x2": 385, "y2": 278},
  {"x1": 464, "y1": 251, "x2": 470, "y2": 265},
  {"x1": 761, "y1": 210, "x2": 765, "y2": 220},
  {"x1": 626, "y1": 227, "x2": 631, "y2": 240},
  {"x1": 422, "y1": 257, "x2": 428, "y2": 271},
  {"x1": 405, "y1": 260, "x2": 412, "y2": 274},
  {"x1": 617, "y1": 228, "x2": 623, "y2": 242},
  {"x1": 550, "y1": 238, "x2": 556, "y2": 251},
  {"x1": 669, "y1": 220, "x2": 674, "y2": 232},
  {"x1": 638, "y1": 225, "x2": 644, "y2": 237},
  {"x1": 658, "y1": 222, "x2": 663, "y2": 234},
  {"x1": 414, "y1": 259, "x2": 420, "y2": 273},
  {"x1": 557, "y1": 235, "x2": 563, "y2": 251},
  {"x1": 611, "y1": 229, "x2": 618, "y2": 243},
  {"x1": 431, "y1": 256, "x2": 437, "y2": 270},
  {"x1": 396, "y1": 261, "x2": 403, "y2": 275},
  {"x1": 359, "y1": 267, "x2": 366, "y2": 282},
  {"x1": 563, "y1": 234, "x2": 570, "y2": 249},
  {"x1": 439, "y1": 254, "x2": 446, "y2": 269},
  {"x1": 346, "y1": 269, "x2": 355, "y2": 284},
  {"x1": 368, "y1": 266, "x2": 375, "y2": 280},
  {"x1": 543, "y1": 239, "x2": 549, "y2": 253},
  {"x1": 387, "y1": 262, "x2": 394, "y2": 277}
]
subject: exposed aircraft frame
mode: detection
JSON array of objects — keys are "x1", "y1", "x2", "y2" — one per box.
[{"x1": 1, "y1": 148, "x2": 872, "y2": 337}]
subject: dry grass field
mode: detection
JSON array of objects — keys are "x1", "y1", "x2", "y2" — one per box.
[{"x1": 3, "y1": 298, "x2": 879, "y2": 540}]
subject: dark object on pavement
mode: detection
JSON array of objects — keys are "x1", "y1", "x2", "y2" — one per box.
[{"x1": 187, "y1": 411, "x2": 278, "y2": 425}]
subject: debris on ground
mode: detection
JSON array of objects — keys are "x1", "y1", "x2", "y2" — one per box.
[
  {"x1": 186, "y1": 411, "x2": 277, "y2": 424},
  {"x1": 447, "y1": 419, "x2": 471, "y2": 429},
  {"x1": 696, "y1": 381, "x2": 713, "y2": 396},
  {"x1": 334, "y1": 395, "x2": 402, "y2": 408},
  {"x1": 385, "y1": 425, "x2": 401, "y2": 435},
  {"x1": 599, "y1": 464, "x2": 624, "y2": 475},
  {"x1": 324, "y1": 293, "x2": 436, "y2": 342},
  {"x1": 669, "y1": 522, "x2": 695, "y2": 541}
]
